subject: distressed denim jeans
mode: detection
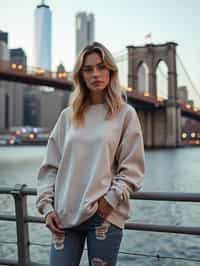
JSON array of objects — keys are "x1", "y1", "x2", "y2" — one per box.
[{"x1": 49, "y1": 212, "x2": 123, "y2": 266}]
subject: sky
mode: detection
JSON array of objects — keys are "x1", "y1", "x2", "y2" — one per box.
[{"x1": 0, "y1": 0, "x2": 200, "y2": 105}]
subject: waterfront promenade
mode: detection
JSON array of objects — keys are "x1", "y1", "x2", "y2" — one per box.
[
  {"x1": 1, "y1": 186, "x2": 200, "y2": 266},
  {"x1": 0, "y1": 146, "x2": 200, "y2": 265}
]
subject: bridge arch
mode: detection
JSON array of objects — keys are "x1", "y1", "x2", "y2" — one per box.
[
  {"x1": 136, "y1": 61, "x2": 149, "y2": 94},
  {"x1": 155, "y1": 59, "x2": 168, "y2": 99},
  {"x1": 127, "y1": 42, "x2": 178, "y2": 100}
]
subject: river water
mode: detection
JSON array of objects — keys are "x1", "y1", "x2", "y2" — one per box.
[{"x1": 0, "y1": 146, "x2": 200, "y2": 265}]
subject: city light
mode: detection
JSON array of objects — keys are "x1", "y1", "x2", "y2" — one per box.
[
  {"x1": 33, "y1": 128, "x2": 38, "y2": 133},
  {"x1": 34, "y1": 68, "x2": 45, "y2": 75},
  {"x1": 191, "y1": 132, "x2": 196, "y2": 138},
  {"x1": 10, "y1": 63, "x2": 24, "y2": 71},
  {"x1": 157, "y1": 96, "x2": 164, "y2": 102},
  {"x1": 144, "y1": 91, "x2": 150, "y2": 96},
  {"x1": 125, "y1": 87, "x2": 133, "y2": 92},
  {"x1": 17, "y1": 64, "x2": 23, "y2": 70},
  {"x1": 22, "y1": 128, "x2": 27, "y2": 133},
  {"x1": 182, "y1": 132, "x2": 187, "y2": 139},
  {"x1": 9, "y1": 136, "x2": 15, "y2": 145},
  {"x1": 185, "y1": 104, "x2": 191, "y2": 109},
  {"x1": 15, "y1": 130, "x2": 21, "y2": 136},
  {"x1": 11, "y1": 63, "x2": 17, "y2": 69},
  {"x1": 29, "y1": 133, "x2": 35, "y2": 140},
  {"x1": 57, "y1": 72, "x2": 67, "y2": 78}
]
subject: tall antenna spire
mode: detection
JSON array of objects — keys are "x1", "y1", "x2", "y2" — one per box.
[{"x1": 37, "y1": 0, "x2": 49, "y2": 9}]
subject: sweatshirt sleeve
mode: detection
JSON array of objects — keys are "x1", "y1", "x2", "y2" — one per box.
[
  {"x1": 104, "y1": 106, "x2": 145, "y2": 209},
  {"x1": 36, "y1": 110, "x2": 66, "y2": 217}
]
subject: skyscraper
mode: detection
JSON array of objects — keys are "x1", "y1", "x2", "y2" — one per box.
[
  {"x1": 0, "y1": 30, "x2": 8, "y2": 45},
  {"x1": 0, "y1": 30, "x2": 9, "y2": 131},
  {"x1": 34, "y1": 0, "x2": 52, "y2": 70},
  {"x1": 0, "y1": 30, "x2": 9, "y2": 61},
  {"x1": 75, "y1": 12, "x2": 95, "y2": 55},
  {"x1": 10, "y1": 48, "x2": 27, "y2": 66}
]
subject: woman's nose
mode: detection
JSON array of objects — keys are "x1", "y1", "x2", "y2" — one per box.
[{"x1": 92, "y1": 67, "x2": 100, "y2": 77}]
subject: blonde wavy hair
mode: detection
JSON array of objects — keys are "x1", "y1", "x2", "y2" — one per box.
[{"x1": 69, "y1": 42, "x2": 127, "y2": 127}]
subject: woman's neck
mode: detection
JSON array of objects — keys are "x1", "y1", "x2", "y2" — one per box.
[{"x1": 89, "y1": 92, "x2": 105, "y2": 105}]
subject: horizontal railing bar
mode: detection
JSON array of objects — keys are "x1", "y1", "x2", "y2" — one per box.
[
  {"x1": 25, "y1": 216, "x2": 44, "y2": 223},
  {"x1": 1, "y1": 186, "x2": 200, "y2": 202},
  {"x1": 29, "y1": 263, "x2": 48, "y2": 266},
  {"x1": 130, "y1": 192, "x2": 200, "y2": 202},
  {"x1": 29, "y1": 242, "x2": 50, "y2": 247},
  {"x1": 0, "y1": 258, "x2": 18, "y2": 265},
  {"x1": 0, "y1": 186, "x2": 36, "y2": 195},
  {"x1": 1, "y1": 213, "x2": 199, "y2": 236},
  {"x1": 1, "y1": 212, "x2": 200, "y2": 236},
  {"x1": 26, "y1": 216, "x2": 200, "y2": 235},
  {"x1": 0, "y1": 214, "x2": 16, "y2": 221},
  {"x1": 125, "y1": 223, "x2": 200, "y2": 235},
  {"x1": 0, "y1": 240, "x2": 17, "y2": 245},
  {"x1": 0, "y1": 186, "x2": 15, "y2": 194},
  {"x1": 0, "y1": 260, "x2": 47, "y2": 266}
]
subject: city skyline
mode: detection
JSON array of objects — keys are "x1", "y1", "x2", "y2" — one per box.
[{"x1": 0, "y1": 0, "x2": 200, "y2": 104}]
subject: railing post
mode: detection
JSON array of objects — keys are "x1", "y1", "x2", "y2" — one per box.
[{"x1": 11, "y1": 184, "x2": 31, "y2": 266}]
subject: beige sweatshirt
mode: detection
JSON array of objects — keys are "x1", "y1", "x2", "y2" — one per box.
[{"x1": 36, "y1": 103, "x2": 145, "y2": 229}]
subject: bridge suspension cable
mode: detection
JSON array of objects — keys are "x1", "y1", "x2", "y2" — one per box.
[
  {"x1": 114, "y1": 50, "x2": 127, "y2": 63},
  {"x1": 113, "y1": 49, "x2": 127, "y2": 57},
  {"x1": 176, "y1": 52, "x2": 200, "y2": 101}
]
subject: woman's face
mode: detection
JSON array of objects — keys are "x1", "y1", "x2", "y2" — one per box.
[{"x1": 81, "y1": 52, "x2": 110, "y2": 92}]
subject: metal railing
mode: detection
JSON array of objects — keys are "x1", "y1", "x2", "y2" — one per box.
[{"x1": 0, "y1": 184, "x2": 200, "y2": 265}]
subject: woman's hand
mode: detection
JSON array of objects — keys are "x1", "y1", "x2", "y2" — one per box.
[
  {"x1": 45, "y1": 211, "x2": 65, "y2": 235},
  {"x1": 97, "y1": 197, "x2": 114, "y2": 219}
]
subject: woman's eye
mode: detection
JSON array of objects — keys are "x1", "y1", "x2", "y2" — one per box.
[
  {"x1": 83, "y1": 68, "x2": 92, "y2": 72},
  {"x1": 98, "y1": 64, "x2": 106, "y2": 70}
]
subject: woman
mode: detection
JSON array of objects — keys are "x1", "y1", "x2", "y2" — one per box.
[{"x1": 36, "y1": 42, "x2": 145, "y2": 266}]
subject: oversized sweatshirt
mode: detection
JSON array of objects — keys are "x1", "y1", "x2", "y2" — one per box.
[{"x1": 36, "y1": 103, "x2": 145, "y2": 229}]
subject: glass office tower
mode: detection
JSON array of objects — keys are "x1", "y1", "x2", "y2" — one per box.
[{"x1": 34, "y1": 0, "x2": 52, "y2": 70}]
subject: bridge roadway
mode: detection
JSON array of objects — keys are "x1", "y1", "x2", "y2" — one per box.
[{"x1": 0, "y1": 60, "x2": 73, "y2": 90}]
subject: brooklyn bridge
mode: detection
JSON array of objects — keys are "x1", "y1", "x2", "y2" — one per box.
[{"x1": 0, "y1": 42, "x2": 200, "y2": 147}]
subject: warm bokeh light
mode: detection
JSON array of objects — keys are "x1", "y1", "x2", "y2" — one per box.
[
  {"x1": 125, "y1": 87, "x2": 133, "y2": 92},
  {"x1": 193, "y1": 107, "x2": 199, "y2": 112},
  {"x1": 144, "y1": 91, "x2": 150, "y2": 96},
  {"x1": 191, "y1": 132, "x2": 196, "y2": 138},
  {"x1": 29, "y1": 133, "x2": 35, "y2": 139},
  {"x1": 34, "y1": 68, "x2": 45, "y2": 75},
  {"x1": 11, "y1": 63, "x2": 17, "y2": 69},
  {"x1": 157, "y1": 96, "x2": 164, "y2": 102},
  {"x1": 58, "y1": 72, "x2": 67, "y2": 78},
  {"x1": 17, "y1": 64, "x2": 23, "y2": 70},
  {"x1": 16, "y1": 130, "x2": 21, "y2": 135},
  {"x1": 185, "y1": 104, "x2": 191, "y2": 109},
  {"x1": 9, "y1": 136, "x2": 16, "y2": 145}
]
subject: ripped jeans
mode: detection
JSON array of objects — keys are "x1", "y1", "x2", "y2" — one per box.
[{"x1": 49, "y1": 212, "x2": 123, "y2": 266}]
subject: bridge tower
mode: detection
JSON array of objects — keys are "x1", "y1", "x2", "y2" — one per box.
[{"x1": 127, "y1": 42, "x2": 181, "y2": 147}]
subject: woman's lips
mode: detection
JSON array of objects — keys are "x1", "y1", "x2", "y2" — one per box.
[{"x1": 92, "y1": 81, "x2": 103, "y2": 85}]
